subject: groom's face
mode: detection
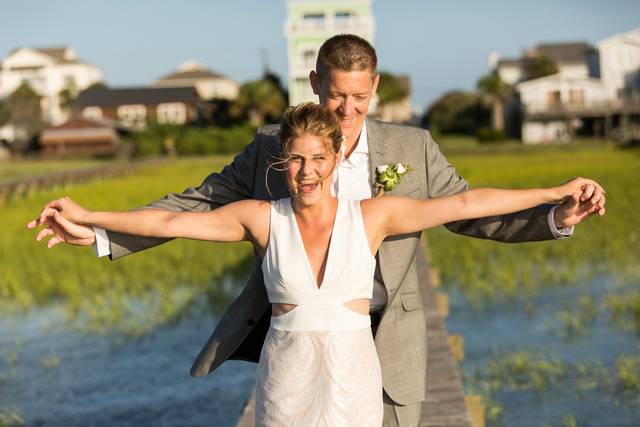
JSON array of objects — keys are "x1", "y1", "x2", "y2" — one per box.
[{"x1": 310, "y1": 68, "x2": 379, "y2": 144}]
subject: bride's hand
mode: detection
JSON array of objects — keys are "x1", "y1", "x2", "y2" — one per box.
[
  {"x1": 551, "y1": 177, "x2": 604, "y2": 204},
  {"x1": 40, "y1": 196, "x2": 91, "y2": 224},
  {"x1": 552, "y1": 177, "x2": 606, "y2": 228},
  {"x1": 28, "y1": 207, "x2": 96, "y2": 248}
]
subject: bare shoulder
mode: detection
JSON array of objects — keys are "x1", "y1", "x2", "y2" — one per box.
[
  {"x1": 228, "y1": 199, "x2": 270, "y2": 210},
  {"x1": 361, "y1": 196, "x2": 404, "y2": 213},
  {"x1": 360, "y1": 196, "x2": 404, "y2": 223}
]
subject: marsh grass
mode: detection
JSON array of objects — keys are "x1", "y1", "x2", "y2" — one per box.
[
  {"x1": 0, "y1": 407, "x2": 24, "y2": 427},
  {"x1": 468, "y1": 347, "x2": 639, "y2": 426},
  {"x1": 616, "y1": 355, "x2": 640, "y2": 393},
  {"x1": 426, "y1": 142, "x2": 640, "y2": 307},
  {"x1": 605, "y1": 292, "x2": 640, "y2": 333},
  {"x1": 0, "y1": 158, "x2": 117, "y2": 183},
  {"x1": 3, "y1": 156, "x2": 253, "y2": 333}
]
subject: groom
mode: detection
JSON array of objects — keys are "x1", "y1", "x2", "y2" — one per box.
[{"x1": 33, "y1": 34, "x2": 604, "y2": 426}]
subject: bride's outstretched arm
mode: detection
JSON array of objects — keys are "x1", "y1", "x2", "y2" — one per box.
[
  {"x1": 364, "y1": 177, "x2": 605, "y2": 241},
  {"x1": 31, "y1": 196, "x2": 269, "y2": 246}
]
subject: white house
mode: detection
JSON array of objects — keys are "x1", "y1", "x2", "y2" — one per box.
[
  {"x1": 491, "y1": 42, "x2": 598, "y2": 86},
  {"x1": 152, "y1": 61, "x2": 239, "y2": 101},
  {"x1": 0, "y1": 46, "x2": 102, "y2": 141},
  {"x1": 490, "y1": 30, "x2": 640, "y2": 143},
  {"x1": 284, "y1": 0, "x2": 375, "y2": 106},
  {"x1": 597, "y1": 28, "x2": 640, "y2": 100},
  {"x1": 516, "y1": 74, "x2": 609, "y2": 143}
]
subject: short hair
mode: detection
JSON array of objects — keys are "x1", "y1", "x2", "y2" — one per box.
[
  {"x1": 279, "y1": 103, "x2": 343, "y2": 156},
  {"x1": 316, "y1": 34, "x2": 377, "y2": 79}
]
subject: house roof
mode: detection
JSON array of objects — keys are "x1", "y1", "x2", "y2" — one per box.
[
  {"x1": 6, "y1": 45, "x2": 83, "y2": 65},
  {"x1": 40, "y1": 116, "x2": 119, "y2": 145},
  {"x1": 597, "y1": 27, "x2": 640, "y2": 48},
  {"x1": 534, "y1": 42, "x2": 594, "y2": 63},
  {"x1": 74, "y1": 86, "x2": 201, "y2": 108},
  {"x1": 157, "y1": 61, "x2": 228, "y2": 81},
  {"x1": 36, "y1": 47, "x2": 71, "y2": 61},
  {"x1": 159, "y1": 68, "x2": 226, "y2": 80},
  {"x1": 39, "y1": 115, "x2": 130, "y2": 145}
]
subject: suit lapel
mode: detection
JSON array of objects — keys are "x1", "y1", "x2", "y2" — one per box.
[
  {"x1": 366, "y1": 118, "x2": 394, "y2": 292},
  {"x1": 366, "y1": 117, "x2": 386, "y2": 192}
]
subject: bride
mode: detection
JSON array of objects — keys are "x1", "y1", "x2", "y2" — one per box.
[{"x1": 29, "y1": 103, "x2": 604, "y2": 426}]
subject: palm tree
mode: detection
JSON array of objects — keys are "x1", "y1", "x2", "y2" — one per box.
[
  {"x1": 377, "y1": 72, "x2": 409, "y2": 106},
  {"x1": 477, "y1": 73, "x2": 511, "y2": 132},
  {"x1": 10, "y1": 82, "x2": 47, "y2": 140},
  {"x1": 232, "y1": 75, "x2": 287, "y2": 127}
]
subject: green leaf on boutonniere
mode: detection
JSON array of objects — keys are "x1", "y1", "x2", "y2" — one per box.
[{"x1": 375, "y1": 162, "x2": 413, "y2": 196}]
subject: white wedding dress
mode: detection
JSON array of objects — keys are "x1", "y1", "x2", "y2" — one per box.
[{"x1": 256, "y1": 198, "x2": 383, "y2": 426}]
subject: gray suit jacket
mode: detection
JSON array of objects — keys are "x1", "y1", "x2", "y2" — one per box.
[{"x1": 107, "y1": 118, "x2": 555, "y2": 405}]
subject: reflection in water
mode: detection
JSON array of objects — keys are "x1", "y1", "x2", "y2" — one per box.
[
  {"x1": 0, "y1": 268, "x2": 256, "y2": 427},
  {"x1": 448, "y1": 276, "x2": 640, "y2": 427}
]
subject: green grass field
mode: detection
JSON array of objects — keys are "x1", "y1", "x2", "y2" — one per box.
[
  {"x1": 3, "y1": 142, "x2": 639, "y2": 331},
  {"x1": 427, "y1": 139, "x2": 640, "y2": 306},
  {"x1": 3, "y1": 156, "x2": 252, "y2": 334},
  {"x1": 0, "y1": 158, "x2": 119, "y2": 184}
]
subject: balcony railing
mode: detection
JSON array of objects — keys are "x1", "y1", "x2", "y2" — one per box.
[{"x1": 284, "y1": 16, "x2": 374, "y2": 36}]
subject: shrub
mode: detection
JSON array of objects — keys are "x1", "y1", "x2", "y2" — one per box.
[{"x1": 476, "y1": 127, "x2": 507, "y2": 143}]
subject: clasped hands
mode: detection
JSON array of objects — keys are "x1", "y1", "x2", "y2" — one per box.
[{"x1": 552, "y1": 177, "x2": 606, "y2": 229}]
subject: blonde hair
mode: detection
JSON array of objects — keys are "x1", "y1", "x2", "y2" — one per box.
[
  {"x1": 266, "y1": 103, "x2": 343, "y2": 196},
  {"x1": 279, "y1": 102, "x2": 343, "y2": 155}
]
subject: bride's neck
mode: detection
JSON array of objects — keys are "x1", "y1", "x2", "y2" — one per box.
[{"x1": 292, "y1": 194, "x2": 337, "y2": 225}]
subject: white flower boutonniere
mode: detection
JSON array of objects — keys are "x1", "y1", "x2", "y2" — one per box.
[{"x1": 375, "y1": 162, "x2": 413, "y2": 196}]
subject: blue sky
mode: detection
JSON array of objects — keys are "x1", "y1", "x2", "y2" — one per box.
[{"x1": 1, "y1": 1, "x2": 638, "y2": 111}]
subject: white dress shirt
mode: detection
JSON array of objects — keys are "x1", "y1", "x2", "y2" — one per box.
[{"x1": 94, "y1": 123, "x2": 573, "y2": 307}]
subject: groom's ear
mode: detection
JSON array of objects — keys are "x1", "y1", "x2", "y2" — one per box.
[
  {"x1": 371, "y1": 73, "x2": 380, "y2": 95},
  {"x1": 309, "y1": 70, "x2": 320, "y2": 95}
]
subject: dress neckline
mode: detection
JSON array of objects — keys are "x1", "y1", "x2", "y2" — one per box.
[{"x1": 289, "y1": 197, "x2": 340, "y2": 290}]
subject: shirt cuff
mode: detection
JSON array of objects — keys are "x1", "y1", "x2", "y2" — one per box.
[
  {"x1": 548, "y1": 205, "x2": 574, "y2": 239},
  {"x1": 93, "y1": 226, "x2": 111, "y2": 257}
]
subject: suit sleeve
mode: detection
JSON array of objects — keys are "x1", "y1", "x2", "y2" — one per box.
[
  {"x1": 424, "y1": 131, "x2": 555, "y2": 243},
  {"x1": 106, "y1": 132, "x2": 262, "y2": 259}
]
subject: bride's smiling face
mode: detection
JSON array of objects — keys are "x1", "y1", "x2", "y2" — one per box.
[{"x1": 286, "y1": 133, "x2": 340, "y2": 205}]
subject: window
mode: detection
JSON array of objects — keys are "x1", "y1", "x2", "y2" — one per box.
[
  {"x1": 157, "y1": 103, "x2": 187, "y2": 124},
  {"x1": 303, "y1": 49, "x2": 316, "y2": 67},
  {"x1": 82, "y1": 106, "x2": 103, "y2": 120},
  {"x1": 117, "y1": 104, "x2": 147, "y2": 127},
  {"x1": 303, "y1": 13, "x2": 325, "y2": 28},
  {"x1": 335, "y1": 11, "x2": 353, "y2": 21},
  {"x1": 569, "y1": 89, "x2": 584, "y2": 106},
  {"x1": 546, "y1": 91, "x2": 561, "y2": 108}
]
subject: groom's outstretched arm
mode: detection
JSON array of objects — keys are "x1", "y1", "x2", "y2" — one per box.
[
  {"x1": 105, "y1": 128, "x2": 274, "y2": 259},
  {"x1": 423, "y1": 131, "x2": 604, "y2": 243}
]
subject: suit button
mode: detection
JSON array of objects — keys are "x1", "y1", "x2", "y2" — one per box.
[{"x1": 247, "y1": 319, "x2": 255, "y2": 326}]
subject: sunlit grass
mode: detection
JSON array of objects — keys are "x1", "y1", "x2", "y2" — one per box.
[
  {"x1": 467, "y1": 347, "x2": 639, "y2": 425},
  {"x1": 3, "y1": 156, "x2": 252, "y2": 333},
  {"x1": 0, "y1": 158, "x2": 117, "y2": 183},
  {"x1": 425, "y1": 142, "x2": 640, "y2": 306}
]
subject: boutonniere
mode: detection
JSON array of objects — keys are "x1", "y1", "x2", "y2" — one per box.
[{"x1": 375, "y1": 162, "x2": 413, "y2": 196}]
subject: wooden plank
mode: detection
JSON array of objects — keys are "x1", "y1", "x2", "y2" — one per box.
[
  {"x1": 235, "y1": 390, "x2": 256, "y2": 427},
  {"x1": 417, "y1": 239, "x2": 472, "y2": 427}
]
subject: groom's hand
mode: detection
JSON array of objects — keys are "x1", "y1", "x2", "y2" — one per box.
[
  {"x1": 27, "y1": 205, "x2": 96, "y2": 248},
  {"x1": 554, "y1": 181, "x2": 606, "y2": 228}
]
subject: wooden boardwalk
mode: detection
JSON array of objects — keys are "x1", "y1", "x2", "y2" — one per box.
[{"x1": 236, "y1": 239, "x2": 472, "y2": 427}]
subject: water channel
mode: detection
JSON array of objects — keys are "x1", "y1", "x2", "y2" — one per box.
[{"x1": 1, "y1": 275, "x2": 638, "y2": 426}]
